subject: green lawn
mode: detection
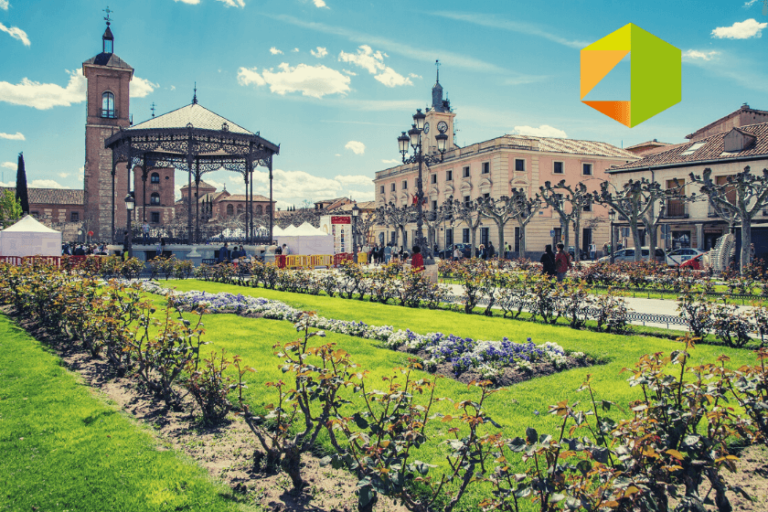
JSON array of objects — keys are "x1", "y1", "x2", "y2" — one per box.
[
  {"x1": 0, "y1": 314, "x2": 258, "y2": 512},
  {"x1": 147, "y1": 279, "x2": 761, "y2": 510}
]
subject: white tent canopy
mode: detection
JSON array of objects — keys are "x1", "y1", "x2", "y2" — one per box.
[
  {"x1": 276, "y1": 223, "x2": 334, "y2": 255},
  {"x1": 0, "y1": 215, "x2": 62, "y2": 257}
]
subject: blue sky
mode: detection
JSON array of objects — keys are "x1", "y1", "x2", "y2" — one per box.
[{"x1": 0, "y1": 0, "x2": 766, "y2": 206}]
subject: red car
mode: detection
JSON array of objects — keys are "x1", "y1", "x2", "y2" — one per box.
[{"x1": 679, "y1": 252, "x2": 703, "y2": 270}]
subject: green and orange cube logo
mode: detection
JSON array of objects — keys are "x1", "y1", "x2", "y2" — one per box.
[{"x1": 581, "y1": 23, "x2": 681, "y2": 128}]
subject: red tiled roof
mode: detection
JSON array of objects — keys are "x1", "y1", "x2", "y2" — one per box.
[
  {"x1": 685, "y1": 105, "x2": 768, "y2": 140},
  {"x1": 0, "y1": 187, "x2": 84, "y2": 205},
  {"x1": 609, "y1": 122, "x2": 768, "y2": 172},
  {"x1": 180, "y1": 180, "x2": 217, "y2": 190},
  {"x1": 218, "y1": 194, "x2": 271, "y2": 202}
]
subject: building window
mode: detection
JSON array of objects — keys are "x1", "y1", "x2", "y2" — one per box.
[
  {"x1": 482, "y1": 162, "x2": 490, "y2": 174},
  {"x1": 390, "y1": 183, "x2": 396, "y2": 192},
  {"x1": 402, "y1": 180, "x2": 408, "y2": 190},
  {"x1": 445, "y1": 228, "x2": 453, "y2": 248},
  {"x1": 463, "y1": 195, "x2": 471, "y2": 207},
  {"x1": 151, "y1": 212, "x2": 160, "y2": 223},
  {"x1": 446, "y1": 169, "x2": 453, "y2": 181},
  {"x1": 431, "y1": 174, "x2": 437, "y2": 184},
  {"x1": 431, "y1": 200, "x2": 438, "y2": 211},
  {"x1": 480, "y1": 227, "x2": 490, "y2": 246},
  {"x1": 463, "y1": 166, "x2": 470, "y2": 178},
  {"x1": 101, "y1": 92, "x2": 116, "y2": 118},
  {"x1": 583, "y1": 203, "x2": 591, "y2": 212},
  {"x1": 462, "y1": 228, "x2": 470, "y2": 244},
  {"x1": 150, "y1": 192, "x2": 160, "y2": 205},
  {"x1": 515, "y1": 227, "x2": 521, "y2": 252},
  {"x1": 227, "y1": 204, "x2": 234, "y2": 216},
  {"x1": 151, "y1": 173, "x2": 160, "y2": 184},
  {"x1": 553, "y1": 161, "x2": 564, "y2": 174},
  {"x1": 582, "y1": 163, "x2": 592, "y2": 176},
  {"x1": 256, "y1": 205, "x2": 263, "y2": 215},
  {"x1": 380, "y1": 185, "x2": 384, "y2": 194},
  {"x1": 515, "y1": 159, "x2": 525, "y2": 172},
  {"x1": 483, "y1": 193, "x2": 490, "y2": 200},
  {"x1": 70, "y1": 212, "x2": 79, "y2": 222},
  {"x1": 666, "y1": 179, "x2": 685, "y2": 217}
]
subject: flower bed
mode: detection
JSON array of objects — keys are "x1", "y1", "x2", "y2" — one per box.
[{"x1": 141, "y1": 281, "x2": 594, "y2": 385}]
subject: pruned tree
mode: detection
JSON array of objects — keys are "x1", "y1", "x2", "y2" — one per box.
[
  {"x1": 538, "y1": 183, "x2": 571, "y2": 253},
  {"x1": 354, "y1": 211, "x2": 377, "y2": 246},
  {"x1": 449, "y1": 196, "x2": 482, "y2": 255},
  {"x1": 378, "y1": 202, "x2": 414, "y2": 249},
  {"x1": 690, "y1": 166, "x2": 768, "y2": 273},
  {"x1": 542, "y1": 181, "x2": 594, "y2": 262},
  {"x1": 510, "y1": 188, "x2": 542, "y2": 259},
  {"x1": 592, "y1": 179, "x2": 656, "y2": 262},
  {"x1": 640, "y1": 178, "x2": 688, "y2": 260}
]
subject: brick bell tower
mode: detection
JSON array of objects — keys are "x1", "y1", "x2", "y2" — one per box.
[{"x1": 82, "y1": 12, "x2": 133, "y2": 241}]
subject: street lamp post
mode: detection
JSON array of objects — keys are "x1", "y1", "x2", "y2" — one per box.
[
  {"x1": 352, "y1": 203, "x2": 361, "y2": 263},
  {"x1": 609, "y1": 209, "x2": 616, "y2": 264},
  {"x1": 125, "y1": 192, "x2": 135, "y2": 259},
  {"x1": 397, "y1": 109, "x2": 447, "y2": 263}
]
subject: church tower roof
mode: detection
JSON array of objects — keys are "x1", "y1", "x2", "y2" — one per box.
[
  {"x1": 82, "y1": 8, "x2": 133, "y2": 72},
  {"x1": 430, "y1": 60, "x2": 450, "y2": 113}
]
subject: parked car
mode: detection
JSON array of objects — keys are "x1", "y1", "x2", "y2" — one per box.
[
  {"x1": 598, "y1": 247, "x2": 665, "y2": 264},
  {"x1": 665, "y1": 248, "x2": 703, "y2": 266},
  {"x1": 679, "y1": 252, "x2": 707, "y2": 270}
]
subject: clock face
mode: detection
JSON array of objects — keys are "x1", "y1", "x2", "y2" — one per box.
[
  {"x1": 423, "y1": 122, "x2": 430, "y2": 134},
  {"x1": 437, "y1": 121, "x2": 449, "y2": 133}
]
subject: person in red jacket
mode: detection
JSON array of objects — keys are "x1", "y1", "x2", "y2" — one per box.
[
  {"x1": 410, "y1": 245, "x2": 425, "y2": 271},
  {"x1": 555, "y1": 243, "x2": 571, "y2": 282}
]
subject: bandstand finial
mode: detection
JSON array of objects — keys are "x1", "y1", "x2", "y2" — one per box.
[{"x1": 193, "y1": 82, "x2": 198, "y2": 105}]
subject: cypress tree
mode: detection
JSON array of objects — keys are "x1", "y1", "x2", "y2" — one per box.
[{"x1": 15, "y1": 152, "x2": 30, "y2": 215}]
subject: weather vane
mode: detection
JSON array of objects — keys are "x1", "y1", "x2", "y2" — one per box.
[
  {"x1": 150, "y1": 102, "x2": 156, "y2": 118},
  {"x1": 103, "y1": 6, "x2": 113, "y2": 25}
]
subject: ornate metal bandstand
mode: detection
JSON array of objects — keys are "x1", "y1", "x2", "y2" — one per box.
[{"x1": 105, "y1": 100, "x2": 280, "y2": 245}]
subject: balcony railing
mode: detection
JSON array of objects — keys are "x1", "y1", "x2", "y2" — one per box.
[
  {"x1": 101, "y1": 109, "x2": 118, "y2": 119},
  {"x1": 665, "y1": 200, "x2": 687, "y2": 218}
]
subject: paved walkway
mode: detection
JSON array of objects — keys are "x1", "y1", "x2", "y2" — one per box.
[{"x1": 441, "y1": 284, "x2": 756, "y2": 332}]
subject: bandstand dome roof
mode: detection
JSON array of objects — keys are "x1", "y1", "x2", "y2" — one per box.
[{"x1": 129, "y1": 103, "x2": 253, "y2": 135}]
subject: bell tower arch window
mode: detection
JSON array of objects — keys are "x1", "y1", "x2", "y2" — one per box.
[
  {"x1": 101, "y1": 92, "x2": 116, "y2": 118},
  {"x1": 150, "y1": 172, "x2": 160, "y2": 184},
  {"x1": 150, "y1": 192, "x2": 160, "y2": 205}
]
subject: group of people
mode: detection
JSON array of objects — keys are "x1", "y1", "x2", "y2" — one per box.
[
  {"x1": 61, "y1": 243, "x2": 109, "y2": 256},
  {"x1": 217, "y1": 242, "x2": 250, "y2": 263},
  {"x1": 540, "y1": 243, "x2": 572, "y2": 282},
  {"x1": 361, "y1": 244, "x2": 412, "y2": 265}
]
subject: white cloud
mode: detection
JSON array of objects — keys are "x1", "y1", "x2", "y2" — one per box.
[
  {"x1": 381, "y1": 159, "x2": 400, "y2": 165},
  {"x1": 216, "y1": 0, "x2": 245, "y2": 7},
  {"x1": 248, "y1": 168, "x2": 373, "y2": 206},
  {"x1": 0, "y1": 181, "x2": 12, "y2": 187},
  {"x1": 744, "y1": 0, "x2": 758, "y2": 6},
  {"x1": 238, "y1": 63, "x2": 350, "y2": 98},
  {"x1": 0, "y1": 0, "x2": 8, "y2": 10},
  {"x1": 339, "y1": 45, "x2": 386, "y2": 74},
  {"x1": 408, "y1": 73, "x2": 422, "y2": 79},
  {"x1": 344, "y1": 141, "x2": 365, "y2": 155},
  {"x1": 29, "y1": 179, "x2": 69, "y2": 189},
  {"x1": 339, "y1": 45, "x2": 412, "y2": 87},
  {"x1": 291, "y1": 48, "x2": 300, "y2": 52},
  {"x1": 310, "y1": 46, "x2": 328, "y2": 58},
  {"x1": 313, "y1": 0, "x2": 328, "y2": 8},
  {"x1": 342, "y1": 69, "x2": 357, "y2": 76},
  {"x1": 270, "y1": 47, "x2": 283, "y2": 55},
  {"x1": 335, "y1": 153, "x2": 341, "y2": 156},
  {"x1": 0, "y1": 132, "x2": 25, "y2": 140},
  {"x1": 335, "y1": 174, "x2": 372, "y2": 187},
  {"x1": 58, "y1": 172, "x2": 69, "y2": 178},
  {"x1": 712, "y1": 19, "x2": 767, "y2": 39},
  {"x1": 512, "y1": 125, "x2": 567, "y2": 138},
  {"x1": 0, "y1": 22, "x2": 30, "y2": 46},
  {"x1": 2, "y1": 162, "x2": 16, "y2": 169},
  {"x1": 682, "y1": 49, "x2": 721, "y2": 61},
  {"x1": 374, "y1": 67, "x2": 413, "y2": 87},
  {"x1": 130, "y1": 76, "x2": 159, "y2": 98},
  {"x1": 174, "y1": 0, "x2": 201, "y2": 4},
  {"x1": 0, "y1": 69, "x2": 84, "y2": 109}
]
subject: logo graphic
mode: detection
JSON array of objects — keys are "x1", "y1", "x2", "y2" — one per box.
[{"x1": 581, "y1": 23, "x2": 681, "y2": 128}]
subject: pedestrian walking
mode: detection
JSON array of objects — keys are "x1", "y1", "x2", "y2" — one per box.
[
  {"x1": 453, "y1": 245, "x2": 461, "y2": 261},
  {"x1": 540, "y1": 244, "x2": 556, "y2": 277},
  {"x1": 142, "y1": 222, "x2": 150, "y2": 245},
  {"x1": 589, "y1": 243, "x2": 597, "y2": 261},
  {"x1": 555, "y1": 243, "x2": 571, "y2": 282},
  {"x1": 384, "y1": 244, "x2": 392, "y2": 264}
]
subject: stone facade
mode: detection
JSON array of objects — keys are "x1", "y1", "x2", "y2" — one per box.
[{"x1": 133, "y1": 166, "x2": 176, "y2": 226}]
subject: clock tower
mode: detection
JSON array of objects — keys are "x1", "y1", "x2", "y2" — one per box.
[
  {"x1": 424, "y1": 64, "x2": 456, "y2": 155},
  {"x1": 82, "y1": 14, "x2": 133, "y2": 241}
]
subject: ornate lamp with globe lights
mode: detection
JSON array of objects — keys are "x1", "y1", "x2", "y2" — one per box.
[
  {"x1": 609, "y1": 209, "x2": 616, "y2": 264},
  {"x1": 352, "y1": 203, "x2": 361, "y2": 262},
  {"x1": 397, "y1": 108, "x2": 447, "y2": 263}
]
